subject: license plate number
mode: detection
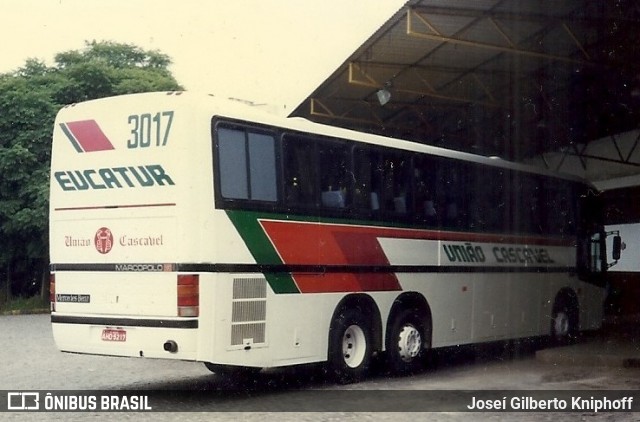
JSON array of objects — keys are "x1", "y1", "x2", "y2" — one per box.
[{"x1": 101, "y1": 328, "x2": 127, "y2": 342}]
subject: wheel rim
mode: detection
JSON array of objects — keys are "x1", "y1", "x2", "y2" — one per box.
[
  {"x1": 554, "y1": 311, "x2": 570, "y2": 337},
  {"x1": 342, "y1": 324, "x2": 367, "y2": 368},
  {"x1": 397, "y1": 324, "x2": 422, "y2": 362}
]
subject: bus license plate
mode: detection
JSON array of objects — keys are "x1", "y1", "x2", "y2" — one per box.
[{"x1": 101, "y1": 328, "x2": 127, "y2": 342}]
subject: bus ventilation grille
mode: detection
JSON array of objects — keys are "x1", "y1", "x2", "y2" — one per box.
[{"x1": 231, "y1": 277, "x2": 267, "y2": 346}]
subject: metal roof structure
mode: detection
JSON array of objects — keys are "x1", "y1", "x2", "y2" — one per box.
[{"x1": 291, "y1": 0, "x2": 640, "y2": 175}]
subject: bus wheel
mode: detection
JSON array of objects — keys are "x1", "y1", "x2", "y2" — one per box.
[
  {"x1": 387, "y1": 308, "x2": 428, "y2": 375},
  {"x1": 551, "y1": 297, "x2": 578, "y2": 345},
  {"x1": 328, "y1": 308, "x2": 372, "y2": 384}
]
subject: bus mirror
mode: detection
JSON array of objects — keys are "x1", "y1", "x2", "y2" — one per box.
[{"x1": 612, "y1": 235, "x2": 622, "y2": 261}]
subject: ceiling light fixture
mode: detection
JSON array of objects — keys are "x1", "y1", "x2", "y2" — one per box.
[{"x1": 376, "y1": 87, "x2": 391, "y2": 106}]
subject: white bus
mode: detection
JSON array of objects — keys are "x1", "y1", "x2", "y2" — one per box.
[{"x1": 50, "y1": 91, "x2": 614, "y2": 382}]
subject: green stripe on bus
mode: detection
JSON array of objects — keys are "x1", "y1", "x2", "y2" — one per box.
[{"x1": 226, "y1": 210, "x2": 300, "y2": 294}]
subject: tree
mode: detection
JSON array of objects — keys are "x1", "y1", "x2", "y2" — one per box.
[
  {"x1": 0, "y1": 41, "x2": 182, "y2": 302},
  {"x1": 53, "y1": 41, "x2": 181, "y2": 103}
]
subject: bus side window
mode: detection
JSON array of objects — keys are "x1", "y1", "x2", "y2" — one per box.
[
  {"x1": 441, "y1": 160, "x2": 467, "y2": 229},
  {"x1": 414, "y1": 155, "x2": 438, "y2": 225},
  {"x1": 381, "y1": 153, "x2": 410, "y2": 215},
  {"x1": 247, "y1": 132, "x2": 277, "y2": 201},
  {"x1": 218, "y1": 127, "x2": 249, "y2": 199},
  {"x1": 518, "y1": 175, "x2": 543, "y2": 235},
  {"x1": 283, "y1": 135, "x2": 318, "y2": 209},
  {"x1": 353, "y1": 147, "x2": 379, "y2": 212},
  {"x1": 217, "y1": 126, "x2": 277, "y2": 202},
  {"x1": 469, "y1": 165, "x2": 506, "y2": 232},
  {"x1": 544, "y1": 184, "x2": 577, "y2": 237},
  {"x1": 319, "y1": 142, "x2": 350, "y2": 209}
]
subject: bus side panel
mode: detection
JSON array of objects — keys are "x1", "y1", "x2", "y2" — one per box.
[
  {"x1": 507, "y1": 273, "x2": 542, "y2": 338},
  {"x1": 578, "y1": 282, "x2": 606, "y2": 331},
  {"x1": 417, "y1": 274, "x2": 473, "y2": 346},
  {"x1": 196, "y1": 272, "x2": 332, "y2": 368}
]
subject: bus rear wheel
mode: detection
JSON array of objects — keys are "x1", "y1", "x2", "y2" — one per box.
[
  {"x1": 387, "y1": 308, "x2": 428, "y2": 374},
  {"x1": 328, "y1": 308, "x2": 373, "y2": 384}
]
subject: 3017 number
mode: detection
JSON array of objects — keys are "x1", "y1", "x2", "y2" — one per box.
[{"x1": 127, "y1": 111, "x2": 174, "y2": 148}]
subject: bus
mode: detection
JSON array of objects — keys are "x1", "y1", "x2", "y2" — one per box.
[{"x1": 49, "y1": 91, "x2": 615, "y2": 383}]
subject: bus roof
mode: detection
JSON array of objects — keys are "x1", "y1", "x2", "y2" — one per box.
[{"x1": 61, "y1": 91, "x2": 593, "y2": 187}]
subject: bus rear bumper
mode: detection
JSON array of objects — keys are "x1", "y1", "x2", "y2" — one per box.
[{"x1": 51, "y1": 313, "x2": 198, "y2": 360}]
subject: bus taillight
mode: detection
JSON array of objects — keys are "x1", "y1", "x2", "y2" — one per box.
[
  {"x1": 49, "y1": 273, "x2": 56, "y2": 312},
  {"x1": 177, "y1": 274, "x2": 199, "y2": 317}
]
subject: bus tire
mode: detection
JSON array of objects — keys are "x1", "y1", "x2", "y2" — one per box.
[
  {"x1": 328, "y1": 307, "x2": 373, "y2": 384},
  {"x1": 551, "y1": 296, "x2": 578, "y2": 345},
  {"x1": 387, "y1": 308, "x2": 428, "y2": 375}
]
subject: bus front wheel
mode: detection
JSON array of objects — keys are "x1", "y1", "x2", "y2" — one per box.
[
  {"x1": 328, "y1": 308, "x2": 373, "y2": 384},
  {"x1": 387, "y1": 308, "x2": 429, "y2": 375},
  {"x1": 551, "y1": 296, "x2": 578, "y2": 345}
]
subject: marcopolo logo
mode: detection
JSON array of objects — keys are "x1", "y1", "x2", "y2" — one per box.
[{"x1": 94, "y1": 227, "x2": 114, "y2": 254}]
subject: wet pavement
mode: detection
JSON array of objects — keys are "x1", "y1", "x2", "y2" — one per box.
[
  {"x1": 2, "y1": 313, "x2": 640, "y2": 420},
  {"x1": 536, "y1": 316, "x2": 640, "y2": 368}
]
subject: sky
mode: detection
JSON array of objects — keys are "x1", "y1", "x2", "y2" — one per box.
[{"x1": 2, "y1": 0, "x2": 406, "y2": 112}]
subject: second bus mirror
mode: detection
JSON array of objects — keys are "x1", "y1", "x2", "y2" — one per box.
[{"x1": 612, "y1": 235, "x2": 622, "y2": 261}]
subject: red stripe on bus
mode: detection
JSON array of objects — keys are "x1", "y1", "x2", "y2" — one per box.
[
  {"x1": 65, "y1": 120, "x2": 115, "y2": 152},
  {"x1": 289, "y1": 272, "x2": 400, "y2": 294},
  {"x1": 259, "y1": 220, "x2": 572, "y2": 293},
  {"x1": 260, "y1": 220, "x2": 402, "y2": 293},
  {"x1": 261, "y1": 220, "x2": 572, "y2": 252}
]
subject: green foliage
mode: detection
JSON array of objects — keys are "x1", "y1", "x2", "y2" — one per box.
[
  {"x1": 0, "y1": 40, "x2": 182, "y2": 299},
  {"x1": 0, "y1": 294, "x2": 49, "y2": 313},
  {"x1": 52, "y1": 40, "x2": 181, "y2": 102}
]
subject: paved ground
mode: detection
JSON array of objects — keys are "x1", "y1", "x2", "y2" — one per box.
[
  {"x1": 1, "y1": 313, "x2": 639, "y2": 421},
  {"x1": 537, "y1": 316, "x2": 640, "y2": 369}
]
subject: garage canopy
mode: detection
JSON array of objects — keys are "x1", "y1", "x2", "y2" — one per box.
[{"x1": 291, "y1": 0, "x2": 640, "y2": 172}]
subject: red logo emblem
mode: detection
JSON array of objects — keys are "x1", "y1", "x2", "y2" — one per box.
[
  {"x1": 95, "y1": 227, "x2": 114, "y2": 254},
  {"x1": 60, "y1": 120, "x2": 115, "y2": 153}
]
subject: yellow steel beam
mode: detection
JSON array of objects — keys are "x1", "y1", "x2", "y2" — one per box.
[
  {"x1": 406, "y1": 9, "x2": 588, "y2": 65},
  {"x1": 347, "y1": 62, "x2": 499, "y2": 107},
  {"x1": 309, "y1": 98, "x2": 383, "y2": 126},
  {"x1": 348, "y1": 62, "x2": 381, "y2": 88}
]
